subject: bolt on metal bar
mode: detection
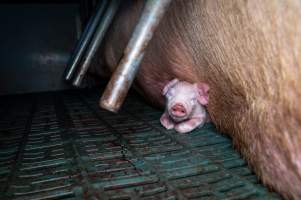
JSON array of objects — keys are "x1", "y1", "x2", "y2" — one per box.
[
  {"x1": 73, "y1": 0, "x2": 121, "y2": 87},
  {"x1": 64, "y1": 0, "x2": 108, "y2": 81},
  {"x1": 100, "y1": 0, "x2": 172, "y2": 113}
]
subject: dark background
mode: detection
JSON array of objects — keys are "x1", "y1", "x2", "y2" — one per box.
[{"x1": 0, "y1": 1, "x2": 97, "y2": 95}]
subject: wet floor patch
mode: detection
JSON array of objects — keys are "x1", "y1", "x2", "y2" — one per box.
[{"x1": 0, "y1": 89, "x2": 282, "y2": 199}]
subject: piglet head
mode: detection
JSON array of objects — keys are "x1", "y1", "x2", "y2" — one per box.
[{"x1": 163, "y1": 78, "x2": 209, "y2": 122}]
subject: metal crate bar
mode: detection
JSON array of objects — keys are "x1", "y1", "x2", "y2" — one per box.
[
  {"x1": 65, "y1": 0, "x2": 108, "y2": 81},
  {"x1": 72, "y1": 0, "x2": 121, "y2": 87},
  {"x1": 100, "y1": 0, "x2": 172, "y2": 112}
]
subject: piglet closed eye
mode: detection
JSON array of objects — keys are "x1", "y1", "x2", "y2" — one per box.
[{"x1": 160, "y1": 79, "x2": 210, "y2": 133}]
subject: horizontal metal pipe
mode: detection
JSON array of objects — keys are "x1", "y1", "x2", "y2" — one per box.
[
  {"x1": 100, "y1": 0, "x2": 172, "y2": 112},
  {"x1": 73, "y1": 0, "x2": 121, "y2": 87},
  {"x1": 64, "y1": 0, "x2": 108, "y2": 81}
]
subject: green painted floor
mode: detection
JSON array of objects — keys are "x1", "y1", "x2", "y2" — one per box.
[{"x1": 0, "y1": 89, "x2": 282, "y2": 199}]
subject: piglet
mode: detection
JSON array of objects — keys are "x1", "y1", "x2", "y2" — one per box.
[{"x1": 160, "y1": 78, "x2": 209, "y2": 133}]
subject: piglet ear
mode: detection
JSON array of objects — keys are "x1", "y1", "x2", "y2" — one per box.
[
  {"x1": 195, "y1": 82, "x2": 210, "y2": 105},
  {"x1": 162, "y1": 78, "x2": 179, "y2": 96}
]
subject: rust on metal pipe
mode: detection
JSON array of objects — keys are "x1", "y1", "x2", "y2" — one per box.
[{"x1": 100, "y1": 0, "x2": 172, "y2": 112}]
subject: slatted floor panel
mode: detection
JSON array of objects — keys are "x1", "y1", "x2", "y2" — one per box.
[{"x1": 0, "y1": 89, "x2": 282, "y2": 200}]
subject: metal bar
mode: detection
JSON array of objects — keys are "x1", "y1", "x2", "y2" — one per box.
[
  {"x1": 64, "y1": 0, "x2": 108, "y2": 81},
  {"x1": 72, "y1": 0, "x2": 121, "y2": 87},
  {"x1": 100, "y1": 0, "x2": 172, "y2": 112}
]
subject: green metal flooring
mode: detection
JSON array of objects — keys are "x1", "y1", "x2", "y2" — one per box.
[{"x1": 0, "y1": 89, "x2": 282, "y2": 200}]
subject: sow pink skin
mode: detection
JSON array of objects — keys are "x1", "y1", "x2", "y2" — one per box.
[{"x1": 160, "y1": 78, "x2": 210, "y2": 133}]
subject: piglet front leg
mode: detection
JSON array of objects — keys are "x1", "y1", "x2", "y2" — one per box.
[
  {"x1": 175, "y1": 117, "x2": 205, "y2": 133},
  {"x1": 160, "y1": 111, "x2": 175, "y2": 130}
]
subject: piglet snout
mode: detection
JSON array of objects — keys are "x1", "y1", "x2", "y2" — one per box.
[{"x1": 171, "y1": 103, "x2": 187, "y2": 117}]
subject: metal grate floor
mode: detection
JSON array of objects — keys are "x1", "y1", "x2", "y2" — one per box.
[{"x1": 0, "y1": 89, "x2": 282, "y2": 200}]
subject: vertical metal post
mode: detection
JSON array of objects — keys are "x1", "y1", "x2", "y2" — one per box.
[
  {"x1": 100, "y1": 0, "x2": 172, "y2": 112},
  {"x1": 65, "y1": 0, "x2": 108, "y2": 81},
  {"x1": 72, "y1": 0, "x2": 121, "y2": 87}
]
